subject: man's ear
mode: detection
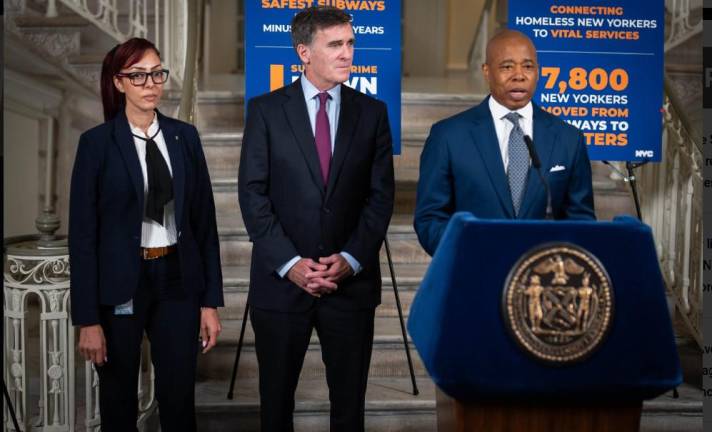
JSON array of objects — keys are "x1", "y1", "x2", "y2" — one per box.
[
  {"x1": 296, "y1": 43, "x2": 310, "y2": 65},
  {"x1": 113, "y1": 76, "x2": 125, "y2": 94},
  {"x1": 481, "y1": 63, "x2": 489, "y2": 81}
]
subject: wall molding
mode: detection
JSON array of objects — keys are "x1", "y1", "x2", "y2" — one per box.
[{"x1": 5, "y1": 69, "x2": 64, "y2": 116}]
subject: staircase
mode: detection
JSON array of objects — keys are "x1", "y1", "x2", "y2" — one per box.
[
  {"x1": 5, "y1": 0, "x2": 185, "y2": 109},
  {"x1": 7, "y1": 3, "x2": 124, "y2": 92}
]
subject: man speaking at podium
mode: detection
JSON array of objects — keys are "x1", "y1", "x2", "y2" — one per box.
[{"x1": 414, "y1": 30, "x2": 596, "y2": 256}]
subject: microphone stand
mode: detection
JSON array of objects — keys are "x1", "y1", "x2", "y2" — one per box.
[
  {"x1": 535, "y1": 168, "x2": 553, "y2": 220},
  {"x1": 523, "y1": 136, "x2": 552, "y2": 220},
  {"x1": 602, "y1": 160, "x2": 649, "y2": 221}
]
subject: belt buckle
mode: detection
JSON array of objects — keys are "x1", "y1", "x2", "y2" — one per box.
[
  {"x1": 141, "y1": 245, "x2": 174, "y2": 260},
  {"x1": 142, "y1": 248, "x2": 157, "y2": 260}
]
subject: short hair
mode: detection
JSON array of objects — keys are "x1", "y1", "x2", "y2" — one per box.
[{"x1": 291, "y1": 6, "x2": 351, "y2": 49}]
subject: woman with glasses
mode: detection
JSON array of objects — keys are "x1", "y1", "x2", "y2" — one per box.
[{"x1": 69, "y1": 38, "x2": 223, "y2": 431}]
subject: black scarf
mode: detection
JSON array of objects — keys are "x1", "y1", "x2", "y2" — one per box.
[{"x1": 133, "y1": 127, "x2": 173, "y2": 225}]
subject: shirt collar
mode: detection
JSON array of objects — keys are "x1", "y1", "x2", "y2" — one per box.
[
  {"x1": 300, "y1": 73, "x2": 341, "y2": 105},
  {"x1": 488, "y1": 96, "x2": 533, "y2": 122},
  {"x1": 129, "y1": 111, "x2": 159, "y2": 138}
]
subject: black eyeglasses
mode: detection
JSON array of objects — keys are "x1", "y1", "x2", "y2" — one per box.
[{"x1": 115, "y1": 69, "x2": 170, "y2": 86}]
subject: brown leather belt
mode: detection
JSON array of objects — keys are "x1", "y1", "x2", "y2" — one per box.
[{"x1": 140, "y1": 245, "x2": 177, "y2": 260}]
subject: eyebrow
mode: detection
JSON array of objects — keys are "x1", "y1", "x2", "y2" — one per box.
[
  {"x1": 125, "y1": 63, "x2": 163, "y2": 71},
  {"x1": 499, "y1": 58, "x2": 535, "y2": 65},
  {"x1": 328, "y1": 37, "x2": 355, "y2": 45}
]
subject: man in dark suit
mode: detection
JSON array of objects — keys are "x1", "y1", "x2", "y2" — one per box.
[
  {"x1": 238, "y1": 6, "x2": 394, "y2": 431},
  {"x1": 414, "y1": 30, "x2": 595, "y2": 256}
]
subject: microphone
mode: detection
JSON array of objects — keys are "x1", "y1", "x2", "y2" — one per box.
[{"x1": 523, "y1": 135, "x2": 552, "y2": 219}]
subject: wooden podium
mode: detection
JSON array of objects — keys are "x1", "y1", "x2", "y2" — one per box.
[{"x1": 435, "y1": 388, "x2": 642, "y2": 432}]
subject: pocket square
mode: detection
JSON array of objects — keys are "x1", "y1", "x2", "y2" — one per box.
[{"x1": 549, "y1": 165, "x2": 566, "y2": 172}]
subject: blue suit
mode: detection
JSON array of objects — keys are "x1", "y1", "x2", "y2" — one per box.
[{"x1": 414, "y1": 97, "x2": 595, "y2": 256}]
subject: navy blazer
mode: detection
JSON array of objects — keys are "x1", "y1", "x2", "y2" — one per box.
[
  {"x1": 414, "y1": 97, "x2": 595, "y2": 256},
  {"x1": 69, "y1": 110, "x2": 223, "y2": 326},
  {"x1": 238, "y1": 80, "x2": 395, "y2": 313}
]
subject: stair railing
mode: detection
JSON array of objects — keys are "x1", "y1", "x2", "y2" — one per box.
[
  {"x1": 42, "y1": 0, "x2": 188, "y2": 88},
  {"x1": 665, "y1": 0, "x2": 702, "y2": 51},
  {"x1": 466, "y1": 0, "x2": 494, "y2": 72},
  {"x1": 635, "y1": 77, "x2": 703, "y2": 348},
  {"x1": 177, "y1": 0, "x2": 204, "y2": 123}
]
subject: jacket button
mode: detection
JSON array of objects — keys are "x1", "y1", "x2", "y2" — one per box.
[
  {"x1": 318, "y1": 245, "x2": 324, "y2": 251},
  {"x1": 322, "y1": 207, "x2": 331, "y2": 214},
  {"x1": 178, "y1": 231, "x2": 182, "y2": 237}
]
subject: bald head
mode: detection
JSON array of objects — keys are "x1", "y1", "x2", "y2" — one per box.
[
  {"x1": 482, "y1": 29, "x2": 539, "y2": 110},
  {"x1": 485, "y1": 29, "x2": 537, "y2": 66}
]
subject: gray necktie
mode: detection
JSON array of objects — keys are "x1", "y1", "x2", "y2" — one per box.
[{"x1": 504, "y1": 112, "x2": 529, "y2": 215}]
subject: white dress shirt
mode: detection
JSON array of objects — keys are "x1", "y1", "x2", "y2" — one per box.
[
  {"x1": 275, "y1": 74, "x2": 361, "y2": 278},
  {"x1": 129, "y1": 114, "x2": 178, "y2": 248},
  {"x1": 301, "y1": 73, "x2": 341, "y2": 152},
  {"x1": 488, "y1": 96, "x2": 534, "y2": 172}
]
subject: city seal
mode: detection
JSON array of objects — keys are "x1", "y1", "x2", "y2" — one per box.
[{"x1": 502, "y1": 243, "x2": 614, "y2": 364}]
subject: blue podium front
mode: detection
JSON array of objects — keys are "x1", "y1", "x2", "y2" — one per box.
[{"x1": 407, "y1": 212, "x2": 681, "y2": 402}]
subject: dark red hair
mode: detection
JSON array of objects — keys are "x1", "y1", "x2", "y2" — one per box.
[{"x1": 100, "y1": 38, "x2": 161, "y2": 121}]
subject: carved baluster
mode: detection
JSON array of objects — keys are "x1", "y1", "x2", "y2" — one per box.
[
  {"x1": 84, "y1": 361, "x2": 101, "y2": 431},
  {"x1": 46, "y1": 0, "x2": 58, "y2": 17},
  {"x1": 5, "y1": 286, "x2": 27, "y2": 430},
  {"x1": 640, "y1": 83, "x2": 704, "y2": 346},
  {"x1": 103, "y1": 0, "x2": 115, "y2": 26},
  {"x1": 5, "y1": 253, "x2": 72, "y2": 431},
  {"x1": 665, "y1": 0, "x2": 702, "y2": 53}
]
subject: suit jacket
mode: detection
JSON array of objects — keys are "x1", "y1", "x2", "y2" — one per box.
[
  {"x1": 238, "y1": 79, "x2": 394, "y2": 312},
  {"x1": 69, "y1": 110, "x2": 224, "y2": 326},
  {"x1": 414, "y1": 96, "x2": 595, "y2": 256}
]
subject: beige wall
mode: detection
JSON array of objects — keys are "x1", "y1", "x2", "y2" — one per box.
[
  {"x1": 55, "y1": 124, "x2": 86, "y2": 235},
  {"x1": 403, "y1": 0, "x2": 495, "y2": 77},
  {"x1": 208, "y1": 0, "x2": 239, "y2": 74},
  {"x1": 3, "y1": 71, "x2": 99, "y2": 239},
  {"x1": 4, "y1": 110, "x2": 40, "y2": 237},
  {"x1": 446, "y1": 0, "x2": 482, "y2": 72},
  {"x1": 403, "y1": 0, "x2": 448, "y2": 76}
]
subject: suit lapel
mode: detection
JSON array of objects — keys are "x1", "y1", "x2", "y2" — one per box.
[
  {"x1": 282, "y1": 80, "x2": 325, "y2": 196},
  {"x1": 325, "y1": 85, "x2": 360, "y2": 202},
  {"x1": 158, "y1": 111, "x2": 185, "y2": 230},
  {"x1": 113, "y1": 111, "x2": 145, "y2": 212},
  {"x1": 519, "y1": 106, "x2": 557, "y2": 218},
  {"x1": 470, "y1": 99, "x2": 515, "y2": 217}
]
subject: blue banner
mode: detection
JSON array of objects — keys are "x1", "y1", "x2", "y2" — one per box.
[
  {"x1": 509, "y1": 1, "x2": 664, "y2": 161},
  {"x1": 245, "y1": 1, "x2": 402, "y2": 153}
]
